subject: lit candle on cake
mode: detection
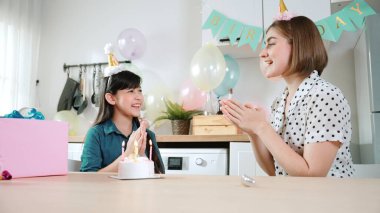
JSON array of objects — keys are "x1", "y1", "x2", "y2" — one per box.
[
  {"x1": 149, "y1": 140, "x2": 153, "y2": 161},
  {"x1": 121, "y1": 140, "x2": 125, "y2": 159},
  {"x1": 133, "y1": 140, "x2": 139, "y2": 161}
]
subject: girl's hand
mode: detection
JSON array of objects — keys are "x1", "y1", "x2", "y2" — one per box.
[
  {"x1": 124, "y1": 130, "x2": 138, "y2": 157},
  {"x1": 220, "y1": 99, "x2": 268, "y2": 135},
  {"x1": 138, "y1": 121, "x2": 147, "y2": 156},
  {"x1": 124, "y1": 121, "x2": 148, "y2": 158},
  {"x1": 139, "y1": 117, "x2": 150, "y2": 128}
]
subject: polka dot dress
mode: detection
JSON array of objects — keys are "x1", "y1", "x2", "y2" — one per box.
[{"x1": 270, "y1": 71, "x2": 355, "y2": 178}]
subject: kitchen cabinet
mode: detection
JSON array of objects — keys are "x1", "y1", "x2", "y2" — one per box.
[
  {"x1": 202, "y1": 0, "x2": 330, "y2": 58},
  {"x1": 68, "y1": 143, "x2": 83, "y2": 171},
  {"x1": 202, "y1": 0, "x2": 263, "y2": 45},
  {"x1": 202, "y1": 0, "x2": 263, "y2": 58},
  {"x1": 68, "y1": 135, "x2": 251, "y2": 175},
  {"x1": 68, "y1": 143, "x2": 83, "y2": 161},
  {"x1": 229, "y1": 142, "x2": 267, "y2": 176}
]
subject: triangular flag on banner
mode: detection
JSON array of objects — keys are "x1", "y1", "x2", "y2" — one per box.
[
  {"x1": 202, "y1": 10, "x2": 227, "y2": 37},
  {"x1": 322, "y1": 9, "x2": 357, "y2": 41},
  {"x1": 202, "y1": 0, "x2": 377, "y2": 52},
  {"x1": 330, "y1": 10, "x2": 357, "y2": 32},
  {"x1": 238, "y1": 25, "x2": 263, "y2": 51},
  {"x1": 218, "y1": 19, "x2": 244, "y2": 45},
  {"x1": 344, "y1": 0, "x2": 376, "y2": 29},
  {"x1": 315, "y1": 19, "x2": 340, "y2": 42}
]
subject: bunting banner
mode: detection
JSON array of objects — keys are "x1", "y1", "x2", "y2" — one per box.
[{"x1": 202, "y1": 0, "x2": 376, "y2": 51}]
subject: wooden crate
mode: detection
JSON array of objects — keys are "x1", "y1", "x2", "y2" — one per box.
[{"x1": 191, "y1": 115, "x2": 238, "y2": 135}]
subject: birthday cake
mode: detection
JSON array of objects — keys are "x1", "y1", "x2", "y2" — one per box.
[{"x1": 118, "y1": 156, "x2": 154, "y2": 179}]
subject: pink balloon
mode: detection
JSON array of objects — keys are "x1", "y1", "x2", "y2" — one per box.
[{"x1": 179, "y1": 80, "x2": 207, "y2": 111}]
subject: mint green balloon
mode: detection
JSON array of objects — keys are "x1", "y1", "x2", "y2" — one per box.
[{"x1": 213, "y1": 55, "x2": 240, "y2": 97}]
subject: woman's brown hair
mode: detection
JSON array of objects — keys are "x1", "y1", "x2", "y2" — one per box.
[{"x1": 267, "y1": 16, "x2": 328, "y2": 76}]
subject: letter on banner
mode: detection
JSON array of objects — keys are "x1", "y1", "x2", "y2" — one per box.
[
  {"x1": 333, "y1": 11, "x2": 356, "y2": 32},
  {"x1": 201, "y1": 0, "x2": 377, "y2": 50},
  {"x1": 218, "y1": 19, "x2": 244, "y2": 45},
  {"x1": 320, "y1": 10, "x2": 358, "y2": 41},
  {"x1": 344, "y1": 0, "x2": 376, "y2": 29},
  {"x1": 202, "y1": 10, "x2": 227, "y2": 37},
  {"x1": 315, "y1": 19, "x2": 338, "y2": 42},
  {"x1": 238, "y1": 25, "x2": 263, "y2": 51}
]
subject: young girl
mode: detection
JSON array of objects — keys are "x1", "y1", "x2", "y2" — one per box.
[
  {"x1": 220, "y1": 16, "x2": 355, "y2": 178},
  {"x1": 80, "y1": 70, "x2": 165, "y2": 174}
]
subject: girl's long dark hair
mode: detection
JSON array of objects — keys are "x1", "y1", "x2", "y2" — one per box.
[{"x1": 94, "y1": 70, "x2": 141, "y2": 125}]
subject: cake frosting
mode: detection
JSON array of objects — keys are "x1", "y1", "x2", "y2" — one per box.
[{"x1": 118, "y1": 156, "x2": 154, "y2": 179}]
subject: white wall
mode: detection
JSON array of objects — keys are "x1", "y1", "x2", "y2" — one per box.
[
  {"x1": 37, "y1": 0, "x2": 359, "y2": 151},
  {"x1": 37, "y1": 0, "x2": 202, "y2": 133}
]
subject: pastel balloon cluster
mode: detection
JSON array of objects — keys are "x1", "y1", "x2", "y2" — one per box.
[
  {"x1": 189, "y1": 44, "x2": 240, "y2": 97},
  {"x1": 120, "y1": 42, "x2": 241, "y2": 124}
]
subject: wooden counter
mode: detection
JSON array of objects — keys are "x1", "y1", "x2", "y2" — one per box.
[
  {"x1": 69, "y1": 134, "x2": 250, "y2": 143},
  {"x1": 1, "y1": 173, "x2": 379, "y2": 213}
]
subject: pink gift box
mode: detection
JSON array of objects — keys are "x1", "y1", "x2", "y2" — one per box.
[{"x1": 0, "y1": 118, "x2": 68, "y2": 178}]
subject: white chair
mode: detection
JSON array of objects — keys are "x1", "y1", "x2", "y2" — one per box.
[{"x1": 68, "y1": 159, "x2": 82, "y2": 172}]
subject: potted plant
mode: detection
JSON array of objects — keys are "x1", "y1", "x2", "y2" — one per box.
[{"x1": 154, "y1": 99, "x2": 202, "y2": 135}]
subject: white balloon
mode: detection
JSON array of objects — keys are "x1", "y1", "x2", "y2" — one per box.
[
  {"x1": 190, "y1": 43, "x2": 226, "y2": 91},
  {"x1": 140, "y1": 70, "x2": 174, "y2": 123}
]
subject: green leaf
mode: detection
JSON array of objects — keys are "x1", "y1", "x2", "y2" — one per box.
[{"x1": 153, "y1": 99, "x2": 202, "y2": 123}]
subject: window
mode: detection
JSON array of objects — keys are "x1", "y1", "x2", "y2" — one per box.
[{"x1": 0, "y1": 0, "x2": 42, "y2": 115}]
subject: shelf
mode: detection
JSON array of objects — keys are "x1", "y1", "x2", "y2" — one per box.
[
  {"x1": 68, "y1": 134, "x2": 250, "y2": 143},
  {"x1": 69, "y1": 136, "x2": 85, "y2": 143},
  {"x1": 157, "y1": 134, "x2": 249, "y2": 142}
]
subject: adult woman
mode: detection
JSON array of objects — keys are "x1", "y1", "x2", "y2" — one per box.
[{"x1": 220, "y1": 16, "x2": 354, "y2": 178}]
